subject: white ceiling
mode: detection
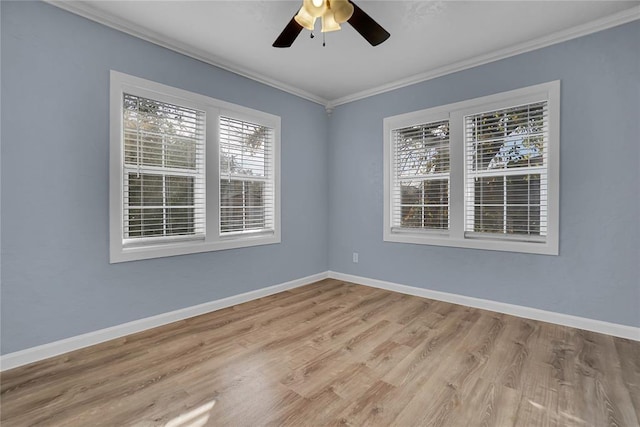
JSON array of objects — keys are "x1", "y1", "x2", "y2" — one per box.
[{"x1": 52, "y1": 1, "x2": 640, "y2": 107}]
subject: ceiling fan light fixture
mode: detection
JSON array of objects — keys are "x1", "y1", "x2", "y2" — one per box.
[
  {"x1": 273, "y1": 0, "x2": 390, "y2": 48},
  {"x1": 302, "y1": 0, "x2": 327, "y2": 18},
  {"x1": 329, "y1": 0, "x2": 354, "y2": 24},
  {"x1": 321, "y1": 10, "x2": 341, "y2": 33},
  {"x1": 294, "y1": 6, "x2": 316, "y2": 30}
]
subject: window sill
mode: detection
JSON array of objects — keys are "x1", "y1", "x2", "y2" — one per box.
[
  {"x1": 110, "y1": 233, "x2": 280, "y2": 263},
  {"x1": 383, "y1": 230, "x2": 558, "y2": 255}
]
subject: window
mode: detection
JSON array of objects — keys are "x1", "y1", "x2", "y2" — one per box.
[
  {"x1": 384, "y1": 81, "x2": 559, "y2": 254},
  {"x1": 122, "y1": 94, "x2": 205, "y2": 243},
  {"x1": 391, "y1": 119, "x2": 450, "y2": 232},
  {"x1": 219, "y1": 116, "x2": 274, "y2": 235},
  {"x1": 110, "y1": 71, "x2": 280, "y2": 262},
  {"x1": 464, "y1": 102, "x2": 547, "y2": 240}
]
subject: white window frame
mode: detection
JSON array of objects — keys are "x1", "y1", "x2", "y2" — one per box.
[
  {"x1": 384, "y1": 81, "x2": 560, "y2": 255},
  {"x1": 110, "y1": 71, "x2": 280, "y2": 263},
  {"x1": 390, "y1": 112, "x2": 451, "y2": 234}
]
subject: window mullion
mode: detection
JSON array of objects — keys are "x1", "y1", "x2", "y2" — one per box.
[
  {"x1": 162, "y1": 134, "x2": 167, "y2": 237},
  {"x1": 449, "y1": 111, "x2": 465, "y2": 240},
  {"x1": 421, "y1": 181, "x2": 425, "y2": 229},
  {"x1": 205, "y1": 107, "x2": 219, "y2": 242},
  {"x1": 242, "y1": 181, "x2": 247, "y2": 231},
  {"x1": 502, "y1": 114, "x2": 507, "y2": 234},
  {"x1": 503, "y1": 175, "x2": 507, "y2": 234}
]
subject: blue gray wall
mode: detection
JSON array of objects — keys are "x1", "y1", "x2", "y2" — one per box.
[
  {"x1": 328, "y1": 21, "x2": 640, "y2": 328},
  {"x1": 0, "y1": 1, "x2": 329, "y2": 354},
  {"x1": 2, "y1": 2, "x2": 638, "y2": 356}
]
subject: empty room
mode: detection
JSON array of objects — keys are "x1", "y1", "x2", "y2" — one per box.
[{"x1": 1, "y1": 0, "x2": 639, "y2": 425}]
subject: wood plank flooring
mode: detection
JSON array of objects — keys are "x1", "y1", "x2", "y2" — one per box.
[{"x1": 1, "y1": 279, "x2": 638, "y2": 426}]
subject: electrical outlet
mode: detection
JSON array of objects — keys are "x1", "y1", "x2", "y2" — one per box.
[{"x1": 352, "y1": 252, "x2": 359, "y2": 263}]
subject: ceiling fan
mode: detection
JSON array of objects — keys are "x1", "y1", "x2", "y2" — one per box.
[{"x1": 273, "y1": 0, "x2": 390, "y2": 48}]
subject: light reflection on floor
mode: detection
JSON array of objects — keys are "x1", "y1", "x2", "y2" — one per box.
[{"x1": 165, "y1": 400, "x2": 216, "y2": 427}]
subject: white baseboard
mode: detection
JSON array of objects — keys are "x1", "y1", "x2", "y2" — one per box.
[
  {"x1": 0, "y1": 271, "x2": 329, "y2": 372},
  {"x1": 328, "y1": 271, "x2": 640, "y2": 342},
  {"x1": 3, "y1": 269, "x2": 636, "y2": 371}
]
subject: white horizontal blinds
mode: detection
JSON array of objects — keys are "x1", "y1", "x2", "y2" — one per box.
[
  {"x1": 219, "y1": 116, "x2": 274, "y2": 235},
  {"x1": 465, "y1": 101, "x2": 548, "y2": 240},
  {"x1": 122, "y1": 94, "x2": 205, "y2": 242},
  {"x1": 392, "y1": 120, "x2": 450, "y2": 231}
]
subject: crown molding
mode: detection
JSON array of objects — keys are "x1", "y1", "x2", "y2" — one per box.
[
  {"x1": 45, "y1": 1, "x2": 329, "y2": 107},
  {"x1": 326, "y1": 5, "x2": 640, "y2": 110},
  {"x1": 47, "y1": 1, "x2": 638, "y2": 111}
]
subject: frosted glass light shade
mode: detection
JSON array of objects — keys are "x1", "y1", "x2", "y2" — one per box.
[
  {"x1": 321, "y1": 11, "x2": 341, "y2": 33},
  {"x1": 330, "y1": 0, "x2": 354, "y2": 24},
  {"x1": 302, "y1": 0, "x2": 327, "y2": 18},
  {"x1": 294, "y1": 6, "x2": 316, "y2": 30}
]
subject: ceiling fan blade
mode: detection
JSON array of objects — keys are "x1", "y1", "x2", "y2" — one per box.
[
  {"x1": 273, "y1": 15, "x2": 303, "y2": 48},
  {"x1": 347, "y1": 1, "x2": 390, "y2": 46}
]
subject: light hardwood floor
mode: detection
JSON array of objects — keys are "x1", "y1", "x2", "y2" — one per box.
[{"x1": 1, "y1": 279, "x2": 638, "y2": 426}]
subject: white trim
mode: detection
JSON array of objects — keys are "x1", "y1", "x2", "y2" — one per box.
[
  {"x1": 326, "y1": 6, "x2": 640, "y2": 109},
  {"x1": 46, "y1": 1, "x2": 638, "y2": 109},
  {"x1": 328, "y1": 271, "x2": 640, "y2": 342},
  {"x1": 0, "y1": 272, "x2": 329, "y2": 372},
  {"x1": 110, "y1": 71, "x2": 281, "y2": 263},
  {"x1": 383, "y1": 81, "x2": 560, "y2": 255},
  {"x1": 45, "y1": 1, "x2": 328, "y2": 107},
  {"x1": 3, "y1": 269, "x2": 637, "y2": 371}
]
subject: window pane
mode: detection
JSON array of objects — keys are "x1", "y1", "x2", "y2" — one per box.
[
  {"x1": 127, "y1": 208, "x2": 164, "y2": 237},
  {"x1": 219, "y1": 116, "x2": 274, "y2": 235},
  {"x1": 220, "y1": 120, "x2": 270, "y2": 177},
  {"x1": 165, "y1": 136, "x2": 197, "y2": 169},
  {"x1": 472, "y1": 174, "x2": 541, "y2": 235},
  {"x1": 400, "y1": 181, "x2": 421, "y2": 204},
  {"x1": 466, "y1": 101, "x2": 548, "y2": 239},
  {"x1": 506, "y1": 174, "x2": 541, "y2": 235},
  {"x1": 122, "y1": 93, "x2": 204, "y2": 243},
  {"x1": 124, "y1": 94, "x2": 202, "y2": 170},
  {"x1": 128, "y1": 208, "x2": 142, "y2": 238},
  {"x1": 400, "y1": 181, "x2": 421, "y2": 228},
  {"x1": 395, "y1": 121, "x2": 449, "y2": 178},
  {"x1": 220, "y1": 207, "x2": 242, "y2": 232},
  {"x1": 167, "y1": 207, "x2": 195, "y2": 235},
  {"x1": 474, "y1": 206, "x2": 504, "y2": 233},
  {"x1": 423, "y1": 179, "x2": 448, "y2": 230},
  {"x1": 423, "y1": 206, "x2": 449, "y2": 230},
  {"x1": 220, "y1": 179, "x2": 243, "y2": 207},
  {"x1": 506, "y1": 174, "x2": 540, "y2": 205},
  {"x1": 467, "y1": 102, "x2": 546, "y2": 172},
  {"x1": 247, "y1": 181, "x2": 264, "y2": 208},
  {"x1": 141, "y1": 209, "x2": 164, "y2": 236},
  {"x1": 220, "y1": 179, "x2": 266, "y2": 233},
  {"x1": 511, "y1": 207, "x2": 540, "y2": 234},
  {"x1": 126, "y1": 173, "x2": 196, "y2": 239},
  {"x1": 128, "y1": 174, "x2": 162, "y2": 206},
  {"x1": 166, "y1": 176, "x2": 194, "y2": 206},
  {"x1": 473, "y1": 177, "x2": 504, "y2": 233},
  {"x1": 393, "y1": 120, "x2": 450, "y2": 231},
  {"x1": 399, "y1": 179, "x2": 448, "y2": 230},
  {"x1": 423, "y1": 179, "x2": 448, "y2": 205},
  {"x1": 474, "y1": 176, "x2": 504, "y2": 205}
]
